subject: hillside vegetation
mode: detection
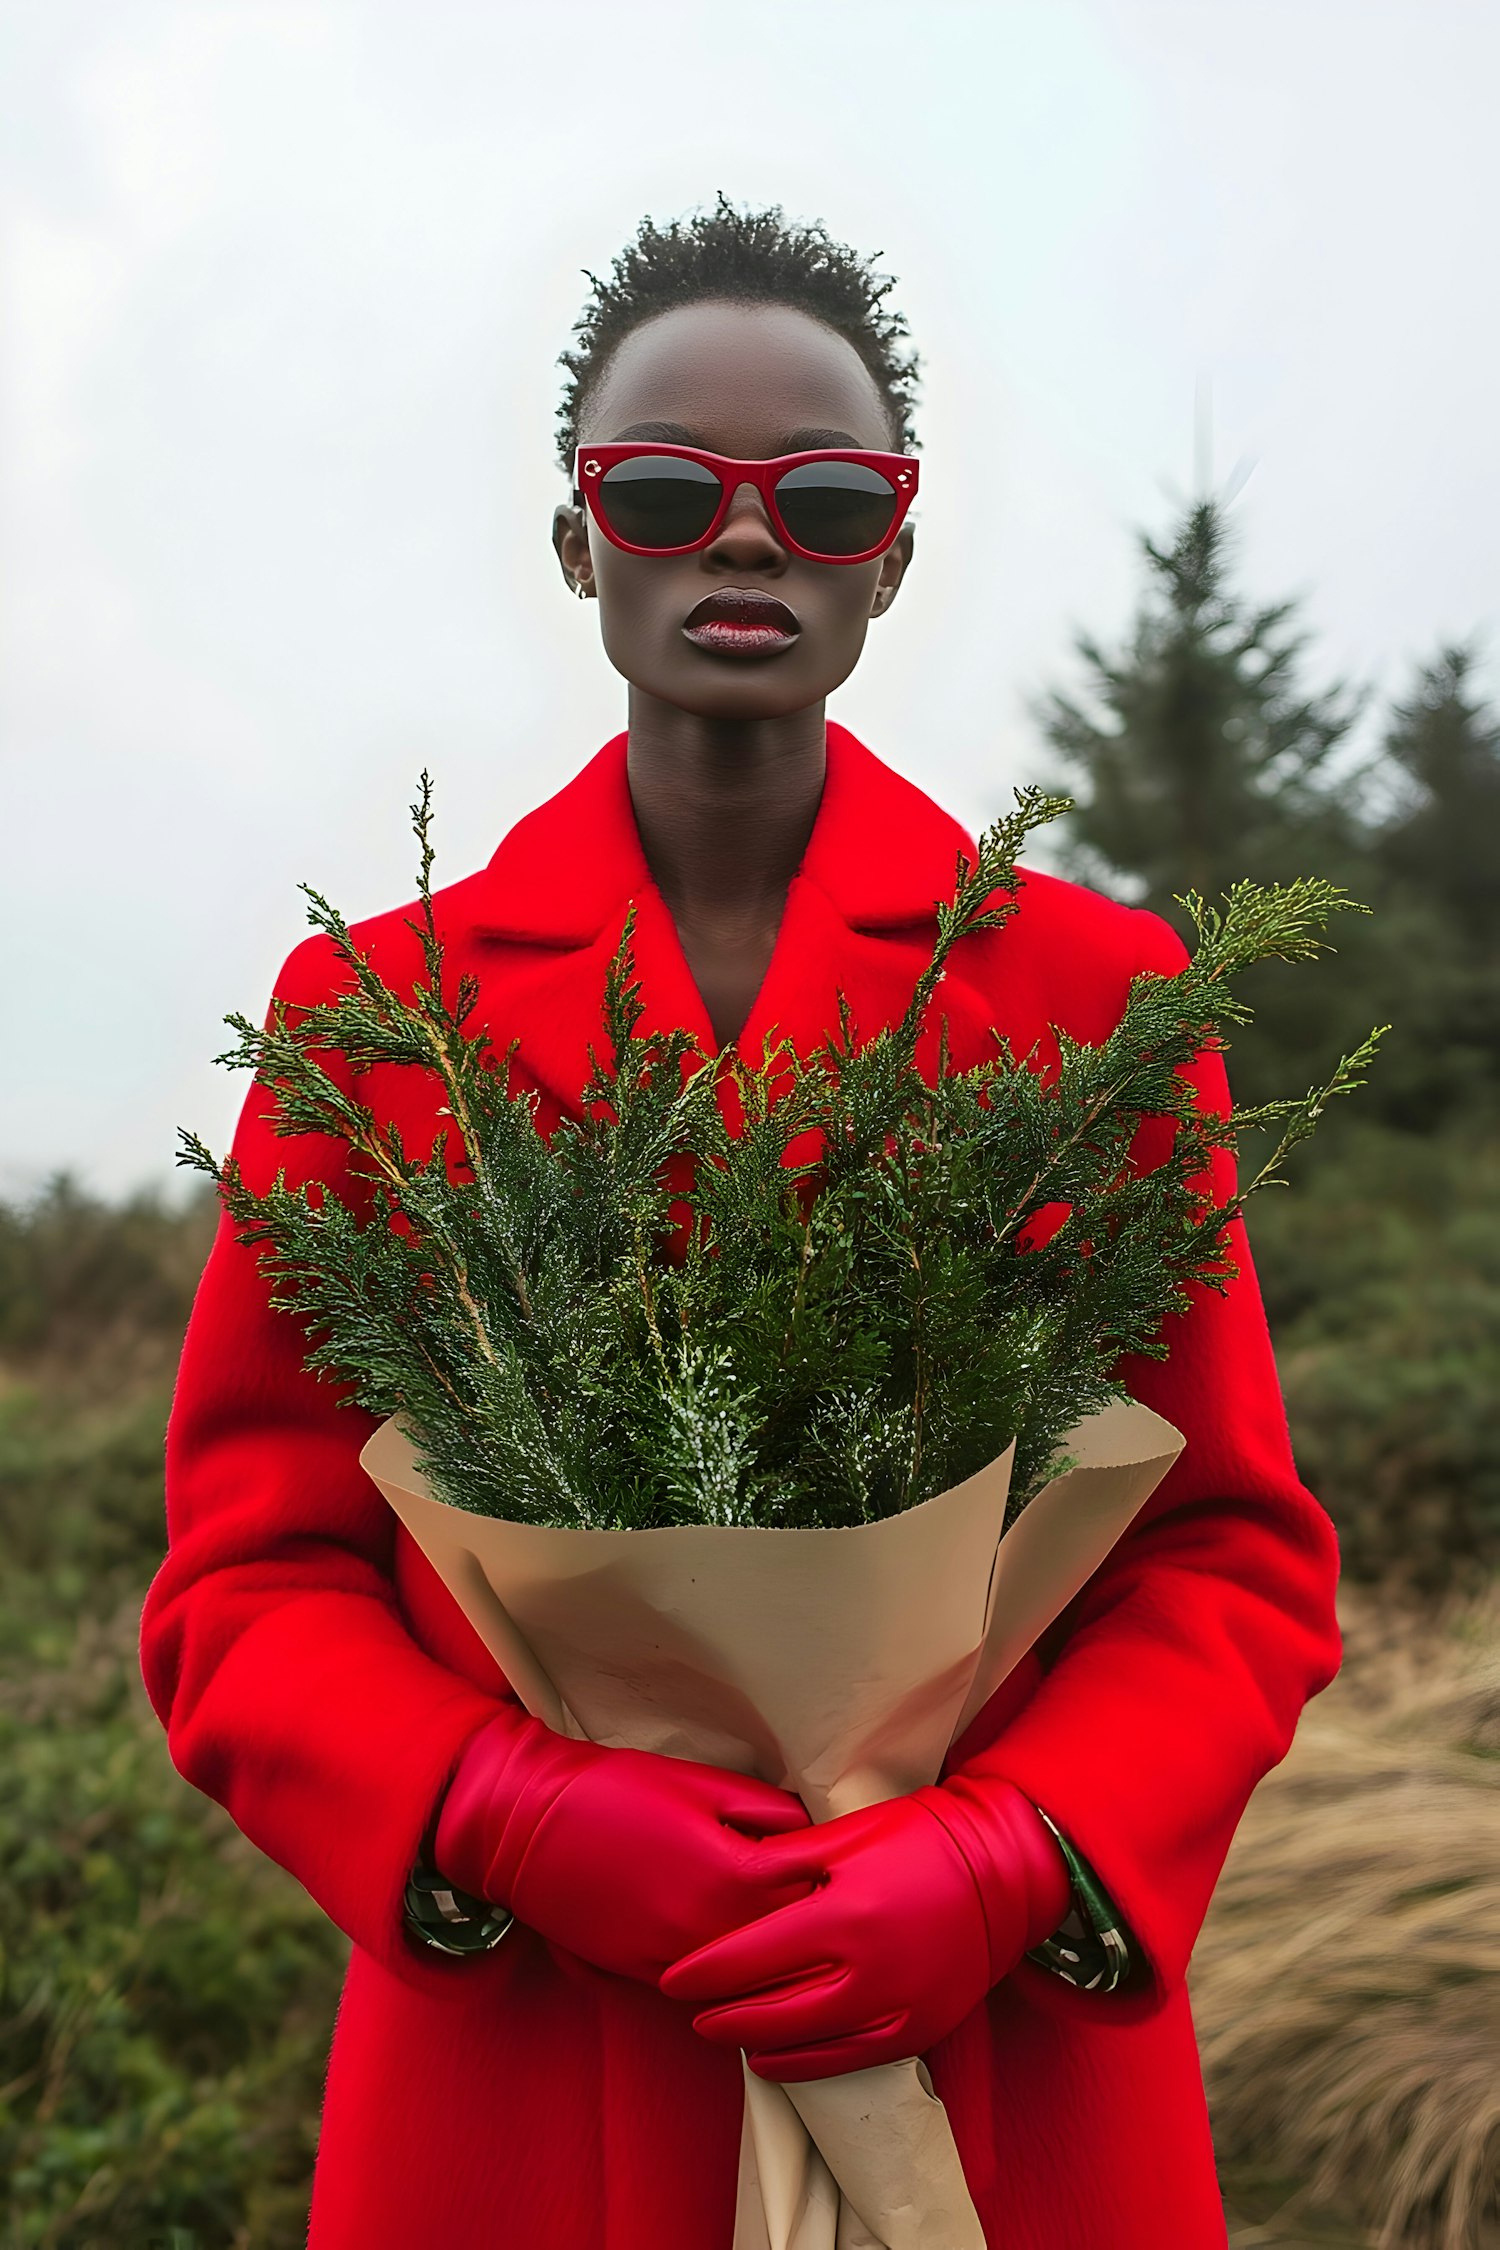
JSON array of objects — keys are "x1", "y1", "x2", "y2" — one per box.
[{"x1": 0, "y1": 1186, "x2": 346, "y2": 2250}]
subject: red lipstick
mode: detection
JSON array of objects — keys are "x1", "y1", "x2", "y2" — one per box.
[{"x1": 682, "y1": 588, "x2": 801, "y2": 658}]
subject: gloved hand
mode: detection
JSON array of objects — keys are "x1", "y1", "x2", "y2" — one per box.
[
  {"x1": 432, "y1": 1707, "x2": 813, "y2": 1985},
  {"x1": 660, "y1": 1776, "x2": 1071, "y2": 2079}
]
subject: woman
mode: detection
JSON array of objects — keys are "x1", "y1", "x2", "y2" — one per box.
[{"x1": 141, "y1": 198, "x2": 1342, "y2": 2249}]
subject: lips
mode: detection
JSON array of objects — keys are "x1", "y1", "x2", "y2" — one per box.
[
  {"x1": 683, "y1": 589, "x2": 802, "y2": 633},
  {"x1": 681, "y1": 587, "x2": 802, "y2": 660}
]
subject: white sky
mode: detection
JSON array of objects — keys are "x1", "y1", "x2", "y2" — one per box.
[{"x1": 2, "y1": 0, "x2": 1497, "y2": 1199}]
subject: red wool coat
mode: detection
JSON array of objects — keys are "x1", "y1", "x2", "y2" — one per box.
[{"x1": 140, "y1": 724, "x2": 1342, "y2": 2250}]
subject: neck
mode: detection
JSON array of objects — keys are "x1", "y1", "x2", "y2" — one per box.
[{"x1": 624, "y1": 690, "x2": 827, "y2": 926}]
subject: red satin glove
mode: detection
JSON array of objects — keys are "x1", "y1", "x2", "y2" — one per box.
[
  {"x1": 432, "y1": 1708, "x2": 812, "y2": 1985},
  {"x1": 660, "y1": 1777, "x2": 1071, "y2": 2079}
]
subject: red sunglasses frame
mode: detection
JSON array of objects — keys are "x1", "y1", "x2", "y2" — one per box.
[{"x1": 573, "y1": 441, "x2": 920, "y2": 564}]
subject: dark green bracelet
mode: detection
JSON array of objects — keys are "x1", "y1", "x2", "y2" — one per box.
[
  {"x1": 402, "y1": 1803, "x2": 1138, "y2": 1985},
  {"x1": 1022, "y1": 1804, "x2": 1136, "y2": 1994},
  {"x1": 402, "y1": 1862, "x2": 514, "y2": 1958}
]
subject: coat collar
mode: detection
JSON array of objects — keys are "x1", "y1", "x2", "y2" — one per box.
[{"x1": 474, "y1": 721, "x2": 978, "y2": 945}]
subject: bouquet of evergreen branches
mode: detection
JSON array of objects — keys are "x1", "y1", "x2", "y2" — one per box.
[
  {"x1": 182, "y1": 782, "x2": 1380, "y2": 2250},
  {"x1": 182, "y1": 781, "x2": 1377, "y2": 1536}
]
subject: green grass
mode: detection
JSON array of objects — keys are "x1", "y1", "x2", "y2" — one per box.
[{"x1": 0, "y1": 1188, "x2": 347, "y2": 2250}]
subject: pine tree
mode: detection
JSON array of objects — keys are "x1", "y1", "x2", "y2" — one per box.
[
  {"x1": 1362, "y1": 644, "x2": 1500, "y2": 1123},
  {"x1": 1032, "y1": 500, "x2": 1394, "y2": 1121},
  {"x1": 1036, "y1": 500, "x2": 1366, "y2": 914},
  {"x1": 1378, "y1": 644, "x2": 1500, "y2": 944}
]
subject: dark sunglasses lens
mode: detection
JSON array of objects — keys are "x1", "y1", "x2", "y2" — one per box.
[
  {"x1": 774, "y1": 461, "x2": 899, "y2": 556},
  {"x1": 597, "y1": 455, "x2": 723, "y2": 548}
]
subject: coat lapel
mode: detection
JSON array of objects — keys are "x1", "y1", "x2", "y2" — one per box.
[
  {"x1": 463, "y1": 735, "x2": 694, "y2": 1120},
  {"x1": 467, "y1": 723, "x2": 1010, "y2": 1119}
]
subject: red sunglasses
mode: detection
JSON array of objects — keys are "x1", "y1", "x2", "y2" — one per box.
[{"x1": 574, "y1": 442, "x2": 919, "y2": 564}]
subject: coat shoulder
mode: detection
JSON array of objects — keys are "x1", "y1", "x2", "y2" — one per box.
[
  {"x1": 954, "y1": 865, "x2": 1191, "y2": 1049},
  {"x1": 268, "y1": 868, "x2": 495, "y2": 1011},
  {"x1": 997, "y1": 865, "x2": 1188, "y2": 981}
]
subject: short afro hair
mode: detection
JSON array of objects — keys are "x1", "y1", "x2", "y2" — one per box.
[{"x1": 555, "y1": 192, "x2": 921, "y2": 474}]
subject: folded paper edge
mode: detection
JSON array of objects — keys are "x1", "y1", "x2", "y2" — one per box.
[
  {"x1": 361, "y1": 1414, "x2": 1017, "y2": 1548},
  {"x1": 948, "y1": 1400, "x2": 1185, "y2": 1741}
]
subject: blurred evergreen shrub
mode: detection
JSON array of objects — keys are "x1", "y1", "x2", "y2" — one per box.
[
  {"x1": 0, "y1": 1183, "x2": 346, "y2": 2249},
  {"x1": 0, "y1": 1178, "x2": 216, "y2": 1366},
  {"x1": 1250, "y1": 1125, "x2": 1500, "y2": 1589}
]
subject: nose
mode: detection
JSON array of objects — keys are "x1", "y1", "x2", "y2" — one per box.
[{"x1": 704, "y1": 477, "x2": 786, "y2": 568}]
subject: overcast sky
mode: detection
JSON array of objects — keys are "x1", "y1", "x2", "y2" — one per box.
[{"x1": 2, "y1": 0, "x2": 1497, "y2": 1199}]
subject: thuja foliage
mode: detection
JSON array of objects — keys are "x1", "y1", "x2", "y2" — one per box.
[{"x1": 180, "y1": 783, "x2": 1381, "y2": 1531}]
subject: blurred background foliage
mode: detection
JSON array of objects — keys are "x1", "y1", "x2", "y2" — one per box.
[
  {"x1": 1, "y1": 497, "x2": 1495, "y2": 2245},
  {"x1": 0, "y1": 1184, "x2": 344, "y2": 2250},
  {"x1": 1040, "y1": 498, "x2": 1500, "y2": 1600}
]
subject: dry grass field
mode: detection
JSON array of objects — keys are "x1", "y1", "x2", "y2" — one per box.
[{"x1": 1198, "y1": 1578, "x2": 1500, "y2": 2250}]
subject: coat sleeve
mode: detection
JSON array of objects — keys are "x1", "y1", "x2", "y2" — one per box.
[
  {"x1": 138, "y1": 935, "x2": 508, "y2": 1991},
  {"x1": 971, "y1": 907, "x2": 1344, "y2": 2024}
]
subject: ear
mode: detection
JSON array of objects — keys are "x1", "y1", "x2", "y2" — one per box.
[
  {"x1": 870, "y1": 523, "x2": 914, "y2": 619},
  {"x1": 552, "y1": 503, "x2": 594, "y2": 598}
]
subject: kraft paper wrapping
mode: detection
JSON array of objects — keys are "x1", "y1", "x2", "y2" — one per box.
[{"x1": 361, "y1": 1399, "x2": 1183, "y2": 2250}]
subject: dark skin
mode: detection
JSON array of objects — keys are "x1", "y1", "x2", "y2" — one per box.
[{"x1": 552, "y1": 301, "x2": 914, "y2": 1048}]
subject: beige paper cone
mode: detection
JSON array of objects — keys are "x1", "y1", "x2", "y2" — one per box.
[
  {"x1": 362, "y1": 1398, "x2": 1182, "y2": 2250},
  {"x1": 364, "y1": 1430, "x2": 1023, "y2": 1805},
  {"x1": 736, "y1": 2067, "x2": 843, "y2": 2249},
  {"x1": 736, "y1": 2062, "x2": 963, "y2": 2250}
]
